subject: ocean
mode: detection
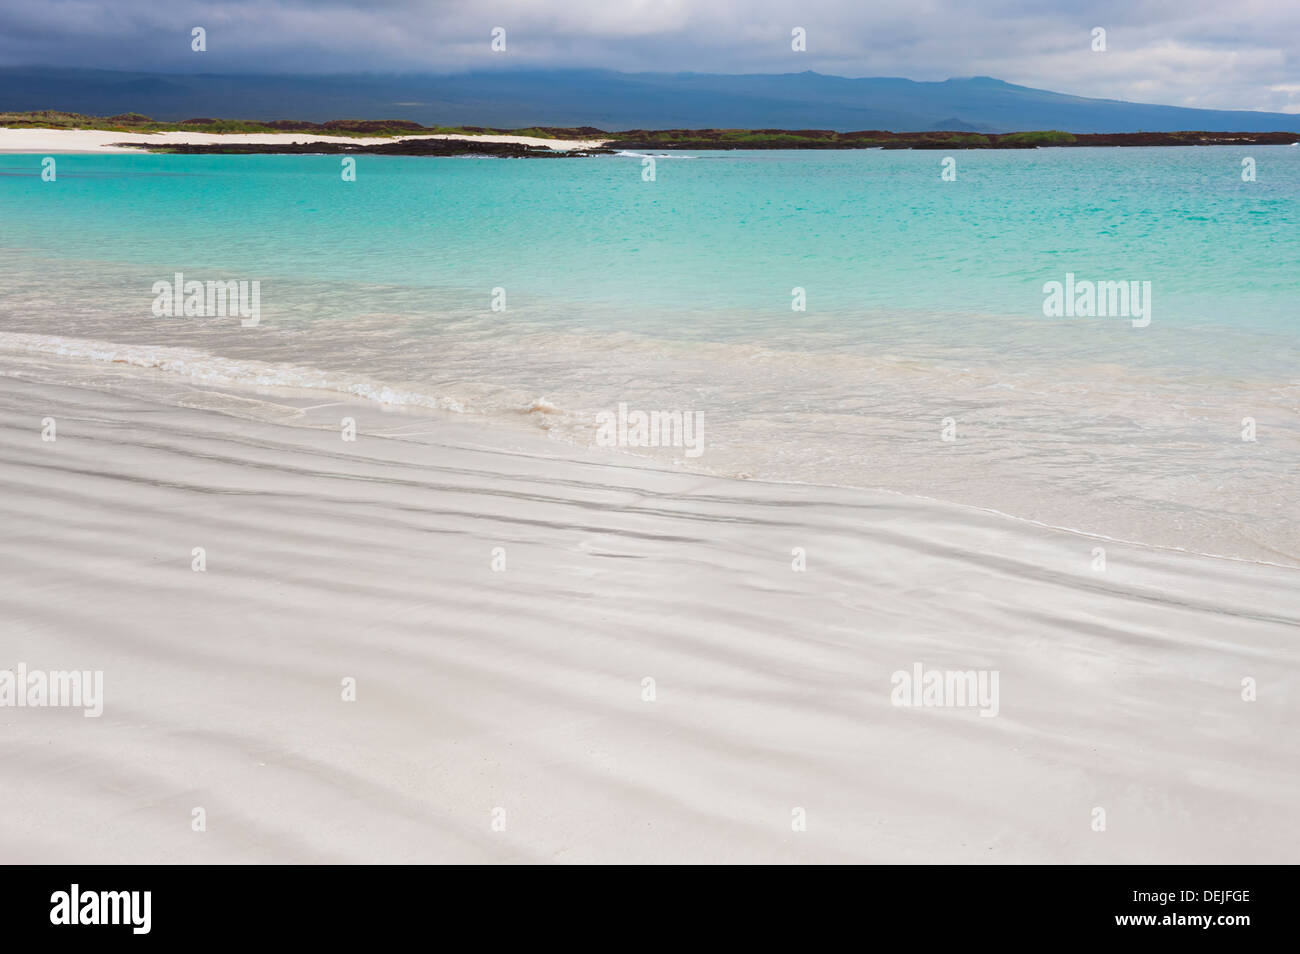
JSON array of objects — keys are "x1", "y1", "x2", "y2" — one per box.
[{"x1": 1, "y1": 146, "x2": 1297, "y2": 561}]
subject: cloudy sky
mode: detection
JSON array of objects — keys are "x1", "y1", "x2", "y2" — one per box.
[{"x1": 2, "y1": 0, "x2": 1298, "y2": 112}]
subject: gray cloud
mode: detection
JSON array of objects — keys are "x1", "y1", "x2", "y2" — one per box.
[{"x1": 1, "y1": 0, "x2": 1297, "y2": 112}]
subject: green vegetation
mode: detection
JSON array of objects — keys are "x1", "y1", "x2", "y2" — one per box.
[
  {"x1": 506, "y1": 127, "x2": 559, "y2": 139},
  {"x1": 603, "y1": 128, "x2": 1051, "y2": 149},
  {"x1": 997, "y1": 130, "x2": 1077, "y2": 146},
  {"x1": 0, "y1": 111, "x2": 443, "y2": 138},
  {"x1": 6, "y1": 112, "x2": 1280, "y2": 151},
  {"x1": 0, "y1": 112, "x2": 617, "y2": 141}
]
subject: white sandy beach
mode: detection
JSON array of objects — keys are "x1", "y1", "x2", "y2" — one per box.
[
  {"x1": 1, "y1": 347, "x2": 1296, "y2": 864},
  {"x1": 0, "y1": 128, "x2": 608, "y2": 154}
]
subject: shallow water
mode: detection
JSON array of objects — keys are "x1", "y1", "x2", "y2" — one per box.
[{"x1": 1, "y1": 147, "x2": 1297, "y2": 560}]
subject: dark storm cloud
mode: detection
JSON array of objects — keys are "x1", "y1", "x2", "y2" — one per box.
[{"x1": 0, "y1": 0, "x2": 1296, "y2": 112}]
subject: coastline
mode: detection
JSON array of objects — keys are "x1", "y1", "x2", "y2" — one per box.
[
  {"x1": 5, "y1": 1, "x2": 1300, "y2": 881},
  {"x1": 3, "y1": 124, "x2": 1296, "y2": 157},
  {"x1": 2, "y1": 350, "x2": 1297, "y2": 863},
  {"x1": 3, "y1": 307, "x2": 1296, "y2": 567},
  {"x1": 0, "y1": 127, "x2": 610, "y2": 155}
]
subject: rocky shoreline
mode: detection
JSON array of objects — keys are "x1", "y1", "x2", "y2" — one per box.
[
  {"x1": 605, "y1": 129, "x2": 1300, "y2": 150},
  {"x1": 0, "y1": 107, "x2": 1268, "y2": 155},
  {"x1": 114, "y1": 128, "x2": 1300, "y2": 157}
]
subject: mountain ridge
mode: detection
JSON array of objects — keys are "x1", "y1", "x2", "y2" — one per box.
[{"x1": 0, "y1": 67, "x2": 1296, "y2": 133}]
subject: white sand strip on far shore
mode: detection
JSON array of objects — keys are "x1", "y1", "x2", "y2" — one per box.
[
  {"x1": 0, "y1": 360, "x2": 1296, "y2": 863},
  {"x1": 0, "y1": 127, "x2": 608, "y2": 154}
]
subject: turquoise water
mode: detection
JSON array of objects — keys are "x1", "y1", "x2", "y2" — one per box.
[
  {"x1": 2, "y1": 147, "x2": 1299, "y2": 330},
  {"x1": 1, "y1": 147, "x2": 1298, "y2": 559}
]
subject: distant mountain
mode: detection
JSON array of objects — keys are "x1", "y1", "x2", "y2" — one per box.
[{"x1": 1, "y1": 67, "x2": 1296, "y2": 133}]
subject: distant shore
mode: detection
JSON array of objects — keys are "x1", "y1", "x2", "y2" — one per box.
[
  {"x1": 1, "y1": 112, "x2": 1296, "y2": 156},
  {"x1": 0, "y1": 126, "x2": 608, "y2": 156},
  {"x1": 609, "y1": 129, "x2": 1300, "y2": 150}
]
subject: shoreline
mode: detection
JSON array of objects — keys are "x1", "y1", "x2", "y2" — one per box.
[
  {"x1": 2, "y1": 361, "x2": 1297, "y2": 862},
  {"x1": 3, "y1": 124, "x2": 1296, "y2": 156},
  {"x1": 2, "y1": 321, "x2": 1296, "y2": 569},
  {"x1": 0, "y1": 127, "x2": 610, "y2": 155}
]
